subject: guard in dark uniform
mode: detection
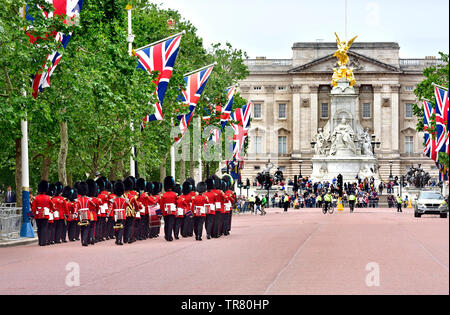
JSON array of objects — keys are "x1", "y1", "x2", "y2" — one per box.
[
  {"x1": 203, "y1": 178, "x2": 216, "y2": 240},
  {"x1": 192, "y1": 182, "x2": 208, "y2": 241}
]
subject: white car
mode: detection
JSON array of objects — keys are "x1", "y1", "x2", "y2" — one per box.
[{"x1": 414, "y1": 191, "x2": 448, "y2": 219}]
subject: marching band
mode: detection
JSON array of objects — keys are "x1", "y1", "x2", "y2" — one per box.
[{"x1": 31, "y1": 175, "x2": 236, "y2": 247}]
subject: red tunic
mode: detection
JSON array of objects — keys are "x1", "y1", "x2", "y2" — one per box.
[
  {"x1": 212, "y1": 189, "x2": 225, "y2": 213},
  {"x1": 51, "y1": 196, "x2": 65, "y2": 221},
  {"x1": 191, "y1": 194, "x2": 209, "y2": 217},
  {"x1": 75, "y1": 196, "x2": 97, "y2": 222},
  {"x1": 176, "y1": 195, "x2": 190, "y2": 218},
  {"x1": 159, "y1": 191, "x2": 178, "y2": 216},
  {"x1": 110, "y1": 196, "x2": 130, "y2": 221},
  {"x1": 97, "y1": 191, "x2": 110, "y2": 218},
  {"x1": 203, "y1": 191, "x2": 216, "y2": 215},
  {"x1": 32, "y1": 194, "x2": 54, "y2": 219}
]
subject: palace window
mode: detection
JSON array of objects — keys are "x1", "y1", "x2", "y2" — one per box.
[
  {"x1": 405, "y1": 103, "x2": 413, "y2": 118},
  {"x1": 321, "y1": 103, "x2": 329, "y2": 119},
  {"x1": 405, "y1": 86, "x2": 414, "y2": 92},
  {"x1": 254, "y1": 136, "x2": 262, "y2": 154},
  {"x1": 279, "y1": 104, "x2": 287, "y2": 119},
  {"x1": 254, "y1": 104, "x2": 262, "y2": 119},
  {"x1": 278, "y1": 136, "x2": 287, "y2": 155},
  {"x1": 405, "y1": 136, "x2": 414, "y2": 155},
  {"x1": 253, "y1": 86, "x2": 262, "y2": 91},
  {"x1": 363, "y1": 103, "x2": 371, "y2": 118},
  {"x1": 278, "y1": 86, "x2": 286, "y2": 91}
]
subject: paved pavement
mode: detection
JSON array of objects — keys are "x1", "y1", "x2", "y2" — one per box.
[{"x1": 0, "y1": 208, "x2": 448, "y2": 295}]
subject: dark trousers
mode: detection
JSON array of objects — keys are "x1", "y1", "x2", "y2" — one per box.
[
  {"x1": 193, "y1": 217, "x2": 205, "y2": 240},
  {"x1": 106, "y1": 217, "x2": 115, "y2": 239},
  {"x1": 141, "y1": 214, "x2": 149, "y2": 239},
  {"x1": 213, "y1": 212, "x2": 224, "y2": 237},
  {"x1": 174, "y1": 217, "x2": 183, "y2": 238},
  {"x1": 187, "y1": 216, "x2": 194, "y2": 236},
  {"x1": 47, "y1": 222, "x2": 55, "y2": 244},
  {"x1": 397, "y1": 204, "x2": 402, "y2": 212},
  {"x1": 349, "y1": 201, "x2": 355, "y2": 212},
  {"x1": 114, "y1": 220, "x2": 125, "y2": 244},
  {"x1": 223, "y1": 212, "x2": 232, "y2": 235},
  {"x1": 80, "y1": 224, "x2": 90, "y2": 246},
  {"x1": 181, "y1": 216, "x2": 192, "y2": 237},
  {"x1": 68, "y1": 221, "x2": 78, "y2": 241},
  {"x1": 89, "y1": 221, "x2": 96, "y2": 244},
  {"x1": 60, "y1": 220, "x2": 67, "y2": 242},
  {"x1": 36, "y1": 219, "x2": 48, "y2": 246},
  {"x1": 124, "y1": 217, "x2": 134, "y2": 243},
  {"x1": 96, "y1": 217, "x2": 105, "y2": 241},
  {"x1": 54, "y1": 220, "x2": 63, "y2": 243},
  {"x1": 163, "y1": 215, "x2": 175, "y2": 241},
  {"x1": 75, "y1": 224, "x2": 81, "y2": 240},
  {"x1": 205, "y1": 214, "x2": 215, "y2": 237},
  {"x1": 133, "y1": 218, "x2": 141, "y2": 240}
]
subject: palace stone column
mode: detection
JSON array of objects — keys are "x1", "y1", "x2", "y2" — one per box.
[
  {"x1": 291, "y1": 84, "x2": 302, "y2": 158},
  {"x1": 390, "y1": 84, "x2": 401, "y2": 156}
]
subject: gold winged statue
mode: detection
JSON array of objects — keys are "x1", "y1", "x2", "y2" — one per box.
[{"x1": 332, "y1": 33, "x2": 358, "y2": 87}]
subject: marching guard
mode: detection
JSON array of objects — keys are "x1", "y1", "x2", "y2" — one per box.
[
  {"x1": 191, "y1": 182, "x2": 208, "y2": 241},
  {"x1": 203, "y1": 178, "x2": 216, "y2": 240},
  {"x1": 211, "y1": 175, "x2": 225, "y2": 238},
  {"x1": 160, "y1": 176, "x2": 178, "y2": 242},
  {"x1": 149, "y1": 182, "x2": 162, "y2": 238},
  {"x1": 110, "y1": 181, "x2": 130, "y2": 246},
  {"x1": 32, "y1": 181, "x2": 53, "y2": 246}
]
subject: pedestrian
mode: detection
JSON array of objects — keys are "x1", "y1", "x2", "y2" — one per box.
[
  {"x1": 254, "y1": 195, "x2": 262, "y2": 215},
  {"x1": 396, "y1": 195, "x2": 403, "y2": 213},
  {"x1": 4, "y1": 186, "x2": 16, "y2": 205},
  {"x1": 283, "y1": 194, "x2": 290, "y2": 212}
]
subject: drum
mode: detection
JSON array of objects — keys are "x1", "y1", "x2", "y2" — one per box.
[
  {"x1": 115, "y1": 209, "x2": 124, "y2": 221},
  {"x1": 165, "y1": 203, "x2": 176, "y2": 215}
]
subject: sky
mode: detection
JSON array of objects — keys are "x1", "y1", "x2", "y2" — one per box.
[{"x1": 158, "y1": 0, "x2": 449, "y2": 59}]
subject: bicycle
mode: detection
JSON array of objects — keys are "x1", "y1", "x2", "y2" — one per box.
[{"x1": 322, "y1": 202, "x2": 334, "y2": 214}]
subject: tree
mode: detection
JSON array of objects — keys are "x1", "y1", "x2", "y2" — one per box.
[{"x1": 413, "y1": 52, "x2": 449, "y2": 169}]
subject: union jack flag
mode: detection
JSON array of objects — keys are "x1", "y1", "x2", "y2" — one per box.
[
  {"x1": 423, "y1": 100, "x2": 439, "y2": 162},
  {"x1": 436, "y1": 162, "x2": 449, "y2": 182},
  {"x1": 174, "y1": 64, "x2": 215, "y2": 144},
  {"x1": 434, "y1": 86, "x2": 449, "y2": 155},
  {"x1": 135, "y1": 33, "x2": 183, "y2": 125},
  {"x1": 26, "y1": 0, "x2": 83, "y2": 99},
  {"x1": 204, "y1": 86, "x2": 236, "y2": 146},
  {"x1": 230, "y1": 102, "x2": 252, "y2": 160}
]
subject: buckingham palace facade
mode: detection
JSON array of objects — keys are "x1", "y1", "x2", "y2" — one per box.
[{"x1": 237, "y1": 41, "x2": 445, "y2": 182}]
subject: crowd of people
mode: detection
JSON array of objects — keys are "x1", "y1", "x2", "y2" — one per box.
[{"x1": 30, "y1": 174, "x2": 236, "y2": 247}]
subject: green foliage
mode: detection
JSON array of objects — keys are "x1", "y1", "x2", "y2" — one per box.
[
  {"x1": 0, "y1": 0, "x2": 249, "y2": 189},
  {"x1": 413, "y1": 52, "x2": 449, "y2": 170}
]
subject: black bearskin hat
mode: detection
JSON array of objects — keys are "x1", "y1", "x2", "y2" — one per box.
[
  {"x1": 70, "y1": 188, "x2": 78, "y2": 202},
  {"x1": 164, "y1": 176, "x2": 175, "y2": 192},
  {"x1": 186, "y1": 178, "x2": 196, "y2": 192},
  {"x1": 38, "y1": 180, "x2": 49, "y2": 194},
  {"x1": 152, "y1": 182, "x2": 159, "y2": 195},
  {"x1": 137, "y1": 178, "x2": 146, "y2": 192},
  {"x1": 62, "y1": 186, "x2": 72, "y2": 199},
  {"x1": 212, "y1": 175, "x2": 221, "y2": 189},
  {"x1": 47, "y1": 183, "x2": 56, "y2": 197},
  {"x1": 54, "y1": 182, "x2": 63, "y2": 196},
  {"x1": 86, "y1": 179, "x2": 98, "y2": 197},
  {"x1": 105, "y1": 180, "x2": 113, "y2": 193},
  {"x1": 74, "y1": 181, "x2": 81, "y2": 192},
  {"x1": 78, "y1": 182, "x2": 88, "y2": 196},
  {"x1": 145, "y1": 182, "x2": 154, "y2": 194},
  {"x1": 206, "y1": 178, "x2": 215, "y2": 191},
  {"x1": 124, "y1": 176, "x2": 135, "y2": 192},
  {"x1": 197, "y1": 182, "x2": 207, "y2": 194},
  {"x1": 174, "y1": 184, "x2": 182, "y2": 195},
  {"x1": 96, "y1": 176, "x2": 107, "y2": 191},
  {"x1": 182, "y1": 181, "x2": 192, "y2": 195},
  {"x1": 114, "y1": 181, "x2": 125, "y2": 197}
]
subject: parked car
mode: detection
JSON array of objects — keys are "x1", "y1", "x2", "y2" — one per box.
[{"x1": 414, "y1": 191, "x2": 448, "y2": 218}]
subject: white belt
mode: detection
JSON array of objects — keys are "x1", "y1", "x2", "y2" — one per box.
[
  {"x1": 165, "y1": 203, "x2": 176, "y2": 214},
  {"x1": 195, "y1": 206, "x2": 205, "y2": 215},
  {"x1": 215, "y1": 202, "x2": 221, "y2": 209},
  {"x1": 177, "y1": 208, "x2": 185, "y2": 216},
  {"x1": 54, "y1": 210, "x2": 60, "y2": 219}
]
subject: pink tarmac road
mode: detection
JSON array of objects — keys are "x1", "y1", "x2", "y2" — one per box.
[{"x1": 0, "y1": 208, "x2": 448, "y2": 295}]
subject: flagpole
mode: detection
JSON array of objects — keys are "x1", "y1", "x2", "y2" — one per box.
[
  {"x1": 134, "y1": 31, "x2": 186, "y2": 53},
  {"x1": 127, "y1": 4, "x2": 137, "y2": 178},
  {"x1": 432, "y1": 83, "x2": 449, "y2": 91},
  {"x1": 20, "y1": 6, "x2": 34, "y2": 237},
  {"x1": 184, "y1": 62, "x2": 217, "y2": 78}
]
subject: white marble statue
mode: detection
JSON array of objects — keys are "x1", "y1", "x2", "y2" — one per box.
[
  {"x1": 330, "y1": 118, "x2": 356, "y2": 155},
  {"x1": 314, "y1": 128, "x2": 329, "y2": 156},
  {"x1": 362, "y1": 128, "x2": 374, "y2": 156}
]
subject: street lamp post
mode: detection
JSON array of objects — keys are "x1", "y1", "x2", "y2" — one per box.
[{"x1": 389, "y1": 160, "x2": 393, "y2": 181}]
